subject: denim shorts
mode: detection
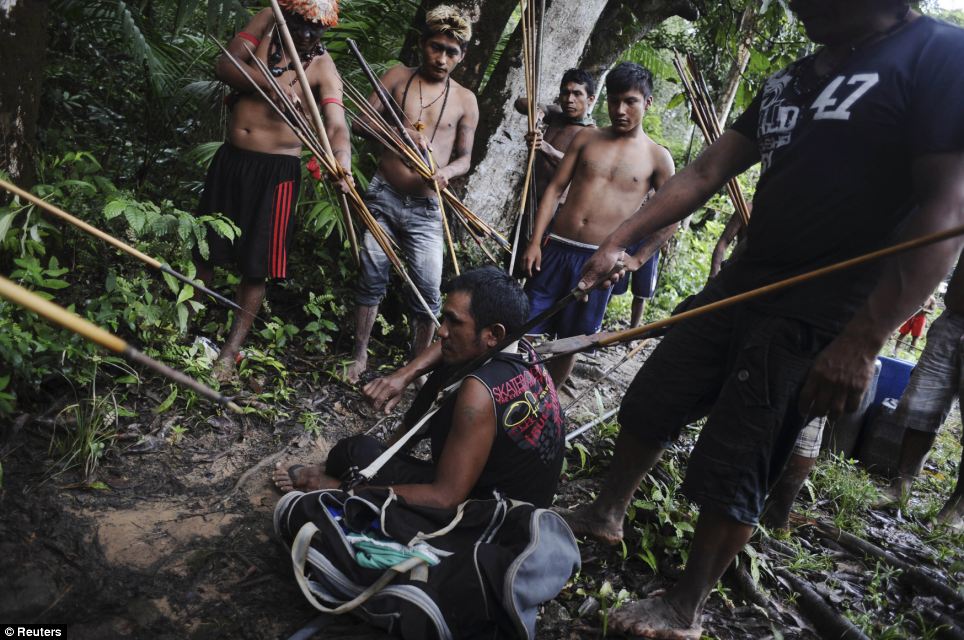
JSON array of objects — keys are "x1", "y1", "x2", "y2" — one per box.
[
  {"x1": 894, "y1": 310, "x2": 964, "y2": 435},
  {"x1": 356, "y1": 175, "x2": 443, "y2": 318},
  {"x1": 618, "y1": 281, "x2": 834, "y2": 525}
]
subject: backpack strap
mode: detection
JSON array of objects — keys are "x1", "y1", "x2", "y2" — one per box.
[{"x1": 291, "y1": 521, "x2": 427, "y2": 613}]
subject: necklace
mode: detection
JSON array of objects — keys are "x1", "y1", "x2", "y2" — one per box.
[
  {"x1": 401, "y1": 70, "x2": 451, "y2": 142},
  {"x1": 267, "y1": 28, "x2": 325, "y2": 82}
]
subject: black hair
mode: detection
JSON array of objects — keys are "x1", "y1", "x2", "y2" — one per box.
[
  {"x1": 442, "y1": 266, "x2": 529, "y2": 335},
  {"x1": 560, "y1": 68, "x2": 596, "y2": 98},
  {"x1": 605, "y1": 62, "x2": 654, "y2": 99}
]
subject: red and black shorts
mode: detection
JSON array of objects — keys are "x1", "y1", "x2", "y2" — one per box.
[{"x1": 196, "y1": 142, "x2": 301, "y2": 279}]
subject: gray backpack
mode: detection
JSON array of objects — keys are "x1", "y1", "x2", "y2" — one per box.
[{"x1": 274, "y1": 487, "x2": 580, "y2": 639}]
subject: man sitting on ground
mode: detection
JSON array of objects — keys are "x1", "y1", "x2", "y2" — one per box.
[
  {"x1": 522, "y1": 62, "x2": 676, "y2": 388},
  {"x1": 274, "y1": 267, "x2": 566, "y2": 509}
]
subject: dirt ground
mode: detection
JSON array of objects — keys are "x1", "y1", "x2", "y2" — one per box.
[{"x1": 1, "y1": 339, "x2": 961, "y2": 639}]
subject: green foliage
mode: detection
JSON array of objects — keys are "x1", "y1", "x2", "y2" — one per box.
[{"x1": 807, "y1": 454, "x2": 879, "y2": 533}]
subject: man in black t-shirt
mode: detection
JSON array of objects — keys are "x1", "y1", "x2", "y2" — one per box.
[
  {"x1": 273, "y1": 267, "x2": 565, "y2": 509},
  {"x1": 561, "y1": 1, "x2": 964, "y2": 637}
]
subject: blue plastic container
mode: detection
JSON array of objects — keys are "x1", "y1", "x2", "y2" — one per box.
[{"x1": 872, "y1": 355, "x2": 915, "y2": 406}]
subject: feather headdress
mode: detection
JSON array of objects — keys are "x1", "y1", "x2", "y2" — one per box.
[
  {"x1": 425, "y1": 5, "x2": 472, "y2": 44},
  {"x1": 279, "y1": 0, "x2": 339, "y2": 26}
]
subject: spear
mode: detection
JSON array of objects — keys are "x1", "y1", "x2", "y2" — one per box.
[
  {"x1": 0, "y1": 276, "x2": 243, "y2": 414},
  {"x1": 214, "y1": 40, "x2": 440, "y2": 326},
  {"x1": 509, "y1": 0, "x2": 541, "y2": 276},
  {"x1": 344, "y1": 40, "x2": 509, "y2": 254},
  {"x1": 562, "y1": 338, "x2": 655, "y2": 414},
  {"x1": 673, "y1": 52, "x2": 751, "y2": 227},
  {"x1": 536, "y1": 224, "x2": 964, "y2": 358},
  {"x1": 0, "y1": 178, "x2": 250, "y2": 319},
  {"x1": 267, "y1": 0, "x2": 360, "y2": 266}
]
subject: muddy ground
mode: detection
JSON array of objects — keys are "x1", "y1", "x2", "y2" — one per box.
[{"x1": 1, "y1": 337, "x2": 962, "y2": 639}]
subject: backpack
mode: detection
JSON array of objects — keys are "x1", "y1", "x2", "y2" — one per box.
[{"x1": 274, "y1": 487, "x2": 581, "y2": 639}]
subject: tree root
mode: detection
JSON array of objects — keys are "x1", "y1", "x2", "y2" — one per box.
[
  {"x1": 814, "y1": 520, "x2": 964, "y2": 607},
  {"x1": 773, "y1": 568, "x2": 870, "y2": 640}
]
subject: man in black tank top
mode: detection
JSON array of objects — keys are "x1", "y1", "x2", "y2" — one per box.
[{"x1": 273, "y1": 267, "x2": 566, "y2": 509}]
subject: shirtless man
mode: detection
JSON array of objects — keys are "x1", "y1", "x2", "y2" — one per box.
[
  {"x1": 514, "y1": 68, "x2": 597, "y2": 204},
  {"x1": 195, "y1": 0, "x2": 351, "y2": 381},
  {"x1": 346, "y1": 5, "x2": 480, "y2": 383},
  {"x1": 522, "y1": 62, "x2": 676, "y2": 387}
]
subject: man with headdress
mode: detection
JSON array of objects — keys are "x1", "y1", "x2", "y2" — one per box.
[
  {"x1": 194, "y1": 0, "x2": 352, "y2": 382},
  {"x1": 345, "y1": 5, "x2": 480, "y2": 384}
]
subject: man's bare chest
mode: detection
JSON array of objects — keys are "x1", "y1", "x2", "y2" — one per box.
[{"x1": 578, "y1": 144, "x2": 653, "y2": 190}]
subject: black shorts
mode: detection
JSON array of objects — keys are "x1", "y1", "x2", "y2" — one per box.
[
  {"x1": 619, "y1": 281, "x2": 834, "y2": 525},
  {"x1": 195, "y1": 143, "x2": 301, "y2": 279},
  {"x1": 325, "y1": 435, "x2": 435, "y2": 486}
]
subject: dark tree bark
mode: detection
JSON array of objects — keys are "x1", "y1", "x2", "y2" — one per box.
[
  {"x1": 0, "y1": 0, "x2": 48, "y2": 188},
  {"x1": 398, "y1": 0, "x2": 518, "y2": 93},
  {"x1": 580, "y1": 0, "x2": 698, "y2": 90}
]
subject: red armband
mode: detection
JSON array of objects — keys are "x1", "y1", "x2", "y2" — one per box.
[
  {"x1": 237, "y1": 31, "x2": 260, "y2": 47},
  {"x1": 321, "y1": 98, "x2": 343, "y2": 107}
]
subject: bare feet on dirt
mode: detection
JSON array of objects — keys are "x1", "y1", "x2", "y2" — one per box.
[
  {"x1": 936, "y1": 494, "x2": 964, "y2": 532},
  {"x1": 609, "y1": 595, "x2": 702, "y2": 640},
  {"x1": 873, "y1": 482, "x2": 907, "y2": 510},
  {"x1": 345, "y1": 358, "x2": 367, "y2": 385},
  {"x1": 272, "y1": 463, "x2": 336, "y2": 493},
  {"x1": 556, "y1": 505, "x2": 623, "y2": 545}
]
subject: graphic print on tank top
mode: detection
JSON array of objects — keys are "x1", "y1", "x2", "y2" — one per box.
[{"x1": 489, "y1": 361, "x2": 563, "y2": 465}]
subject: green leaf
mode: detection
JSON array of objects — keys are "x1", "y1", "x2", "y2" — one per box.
[
  {"x1": 666, "y1": 92, "x2": 686, "y2": 110},
  {"x1": 124, "y1": 205, "x2": 147, "y2": 233},
  {"x1": 103, "y1": 200, "x2": 128, "y2": 220},
  {"x1": 88, "y1": 481, "x2": 110, "y2": 491},
  {"x1": 176, "y1": 284, "x2": 195, "y2": 305},
  {"x1": 0, "y1": 210, "x2": 17, "y2": 242},
  {"x1": 152, "y1": 387, "x2": 178, "y2": 414}
]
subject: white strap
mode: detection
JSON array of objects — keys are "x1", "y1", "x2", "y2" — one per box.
[
  {"x1": 291, "y1": 521, "x2": 426, "y2": 614},
  {"x1": 359, "y1": 378, "x2": 464, "y2": 481}
]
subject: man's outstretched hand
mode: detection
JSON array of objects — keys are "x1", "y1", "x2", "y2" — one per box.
[
  {"x1": 577, "y1": 243, "x2": 627, "y2": 293},
  {"x1": 363, "y1": 372, "x2": 408, "y2": 414},
  {"x1": 798, "y1": 333, "x2": 878, "y2": 420}
]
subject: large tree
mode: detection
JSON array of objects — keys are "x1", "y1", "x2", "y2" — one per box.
[{"x1": 0, "y1": 0, "x2": 49, "y2": 187}]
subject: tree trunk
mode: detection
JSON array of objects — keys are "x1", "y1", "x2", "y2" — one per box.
[
  {"x1": 580, "y1": 0, "x2": 698, "y2": 90},
  {"x1": 462, "y1": 0, "x2": 696, "y2": 227},
  {"x1": 399, "y1": 0, "x2": 518, "y2": 93},
  {"x1": 714, "y1": 4, "x2": 755, "y2": 127},
  {"x1": 0, "y1": 0, "x2": 48, "y2": 188}
]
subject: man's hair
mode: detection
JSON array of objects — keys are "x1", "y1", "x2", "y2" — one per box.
[
  {"x1": 442, "y1": 266, "x2": 529, "y2": 335},
  {"x1": 560, "y1": 68, "x2": 596, "y2": 97},
  {"x1": 606, "y1": 62, "x2": 654, "y2": 99},
  {"x1": 422, "y1": 5, "x2": 472, "y2": 50}
]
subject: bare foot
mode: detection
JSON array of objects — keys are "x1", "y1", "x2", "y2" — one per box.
[
  {"x1": 936, "y1": 494, "x2": 964, "y2": 532},
  {"x1": 556, "y1": 504, "x2": 623, "y2": 545},
  {"x1": 345, "y1": 357, "x2": 367, "y2": 385},
  {"x1": 609, "y1": 596, "x2": 702, "y2": 640},
  {"x1": 873, "y1": 482, "x2": 906, "y2": 510},
  {"x1": 271, "y1": 463, "x2": 337, "y2": 493},
  {"x1": 212, "y1": 356, "x2": 237, "y2": 384}
]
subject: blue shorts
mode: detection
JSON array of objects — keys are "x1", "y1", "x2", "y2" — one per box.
[
  {"x1": 613, "y1": 247, "x2": 659, "y2": 299},
  {"x1": 524, "y1": 236, "x2": 615, "y2": 338}
]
